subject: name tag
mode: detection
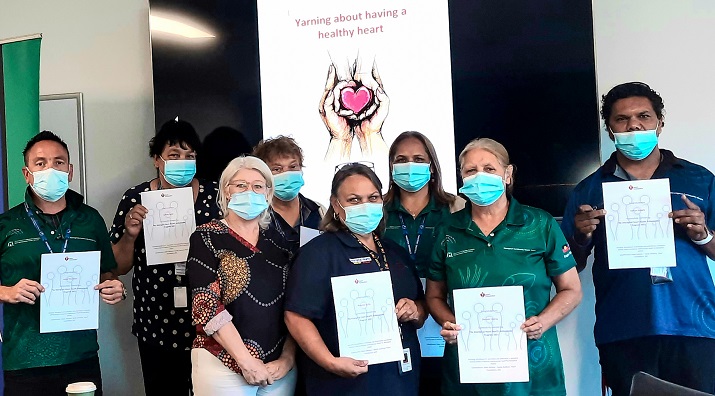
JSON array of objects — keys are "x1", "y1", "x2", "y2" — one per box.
[
  {"x1": 349, "y1": 256, "x2": 372, "y2": 265},
  {"x1": 174, "y1": 287, "x2": 188, "y2": 308},
  {"x1": 174, "y1": 262, "x2": 187, "y2": 276},
  {"x1": 399, "y1": 348, "x2": 413, "y2": 374}
]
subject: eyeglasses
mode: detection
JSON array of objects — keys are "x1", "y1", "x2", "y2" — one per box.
[
  {"x1": 334, "y1": 161, "x2": 375, "y2": 173},
  {"x1": 227, "y1": 180, "x2": 269, "y2": 194}
]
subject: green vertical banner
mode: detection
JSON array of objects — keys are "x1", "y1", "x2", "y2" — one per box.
[
  {"x1": 0, "y1": 34, "x2": 42, "y2": 212},
  {"x1": 0, "y1": 34, "x2": 40, "y2": 396}
]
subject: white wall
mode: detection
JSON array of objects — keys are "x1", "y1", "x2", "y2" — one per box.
[
  {"x1": 557, "y1": 2, "x2": 715, "y2": 396},
  {"x1": 0, "y1": 1, "x2": 155, "y2": 395},
  {"x1": 593, "y1": 0, "x2": 715, "y2": 173}
]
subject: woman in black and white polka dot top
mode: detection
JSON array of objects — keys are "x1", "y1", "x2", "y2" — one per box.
[{"x1": 109, "y1": 119, "x2": 222, "y2": 396}]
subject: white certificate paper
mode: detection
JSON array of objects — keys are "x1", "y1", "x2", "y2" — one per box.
[
  {"x1": 40, "y1": 251, "x2": 101, "y2": 333},
  {"x1": 331, "y1": 271, "x2": 403, "y2": 365},
  {"x1": 140, "y1": 187, "x2": 196, "y2": 265},
  {"x1": 417, "y1": 278, "x2": 445, "y2": 357},
  {"x1": 453, "y1": 286, "x2": 529, "y2": 383},
  {"x1": 602, "y1": 179, "x2": 676, "y2": 269},
  {"x1": 299, "y1": 226, "x2": 321, "y2": 247}
]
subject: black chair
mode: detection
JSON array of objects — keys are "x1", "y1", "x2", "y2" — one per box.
[{"x1": 630, "y1": 371, "x2": 713, "y2": 396}]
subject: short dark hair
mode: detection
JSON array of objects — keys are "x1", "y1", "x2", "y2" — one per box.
[
  {"x1": 252, "y1": 135, "x2": 304, "y2": 166},
  {"x1": 149, "y1": 119, "x2": 202, "y2": 158},
  {"x1": 320, "y1": 163, "x2": 386, "y2": 235},
  {"x1": 601, "y1": 82, "x2": 665, "y2": 125},
  {"x1": 23, "y1": 130, "x2": 70, "y2": 165}
]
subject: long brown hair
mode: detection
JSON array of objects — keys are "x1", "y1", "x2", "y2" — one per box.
[{"x1": 383, "y1": 131, "x2": 457, "y2": 207}]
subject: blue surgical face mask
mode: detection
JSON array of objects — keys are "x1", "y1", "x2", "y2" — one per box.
[
  {"x1": 273, "y1": 171, "x2": 305, "y2": 201},
  {"x1": 27, "y1": 167, "x2": 70, "y2": 202},
  {"x1": 612, "y1": 126, "x2": 659, "y2": 161},
  {"x1": 338, "y1": 201, "x2": 384, "y2": 235},
  {"x1": 161, "y1": 158, "x2": 196, "y2": 187},
  {"x1": 459, "y1": 172, "x2": 506, "y2": 206},
  {"x1": 392, "y1": 162, "x2": 431, "y2": 192},
  {"x1": 228, "y1": 191, "x2": 269, "y2": 220}
]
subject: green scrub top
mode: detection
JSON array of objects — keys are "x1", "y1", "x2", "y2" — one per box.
[
  {"x1": 384, "y1": 196, "x2": 454, "y2": 278},
  {"x1": 428, "y1": 198, "x2": 576, "y2": 396}
]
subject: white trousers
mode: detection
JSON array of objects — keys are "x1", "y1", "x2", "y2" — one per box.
[{"x1": 191, "y1": 348, "x2": 297, "y2": 396}]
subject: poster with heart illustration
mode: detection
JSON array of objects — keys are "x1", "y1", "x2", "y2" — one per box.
[{"x1": 257, "y1": 0, "x2": 456, "y2": 206}]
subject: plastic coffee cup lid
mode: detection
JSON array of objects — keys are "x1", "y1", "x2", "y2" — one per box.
[{"x1": 66, "y1": 382, "x2": 97, "y2": 392}]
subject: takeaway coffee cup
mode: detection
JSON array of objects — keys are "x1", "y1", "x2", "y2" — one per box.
[{"x1": 66, "y1": 381, "x2": 96, "y2": 396}]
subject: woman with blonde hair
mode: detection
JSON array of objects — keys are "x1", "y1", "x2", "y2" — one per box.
[
  {"x1": 427, "y1": 138, "x2": 582, "y2": 395},
  {"x1": 188, "y1": 156, "x2": 296, "y2": 396}
]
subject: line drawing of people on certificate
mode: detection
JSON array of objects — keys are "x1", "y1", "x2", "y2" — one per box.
[
  {"x1": 319, "y1": 56, "x2": 390, "y2": 161},
  {"x1": 608, "y1": 194, "x2": 671, "y2": 241},
  {"x1": 145, "y1": 201, "x2": 194, "y2": 240},
  {"x1": 181, "y1": 208, "x2": 196, "y2": 238},
  {"x1": 157, "y1": 201, "x2": 179, "y2": 239},
  {"x1": 459, "y1": 303, "x2": 526, "y2": 352},
  {"x1": 43, "y1": 265, "x2": 96, "y2": 306},
  {"x1": 607, "y1": 202, "x2": 621, "y2": 240},
  {"x1": 338, "y1": 289, "x2": 394, "y2": 337}
]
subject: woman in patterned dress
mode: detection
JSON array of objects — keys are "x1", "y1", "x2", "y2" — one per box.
[{"x1": 187, "y1": 156, "x2": 297, "y2": 396}]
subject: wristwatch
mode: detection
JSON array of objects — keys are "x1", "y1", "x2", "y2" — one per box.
[{"x1": 121, "y1": 285, "x2": 128, "y2": 300}]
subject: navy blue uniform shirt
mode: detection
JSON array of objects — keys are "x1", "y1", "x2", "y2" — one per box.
[
  {"x1": 269, "y1": 193, "x2": 322, "y2": 252},
  {"x1": 285, "y1": 230, "x2": 423, "y2": 396}
]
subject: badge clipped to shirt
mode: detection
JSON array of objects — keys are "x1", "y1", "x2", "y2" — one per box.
[
  {"x1": 650, "y1": 266, "x2": 673, "y2": 284},
  {"x1": 399, "y1": 348, "x2": 413, "y2": 374},
  {"x1": 174, "y1": 286, "x2": 188, "y2": 308},
  {"x1": 349, "y1": 256, "x2": 372, "y2": 265},
  {"x1": 174, "y1": 262, "x2": 187, "y2": 276}
]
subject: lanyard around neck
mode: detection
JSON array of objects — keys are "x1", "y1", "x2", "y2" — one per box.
[
  {"x1": 352, "y1": 233, "x2": 390, "y2": 271},
  {"x1": 24, "y1": 202, "x2": 71, "y2": 254},
  {"x1": 398, "y1": 213, "x2": 426, "y2": 261}
]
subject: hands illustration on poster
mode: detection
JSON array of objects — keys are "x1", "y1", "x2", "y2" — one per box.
[{"x1": 320, "y1": 59, "x2": 389, "y2": 160}]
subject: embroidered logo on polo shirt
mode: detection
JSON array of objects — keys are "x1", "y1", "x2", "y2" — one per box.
[
  {"x1": 6, "y1": 228, "x2": 22, "y2": 237},
  {"x1": 442, "y1": 235, "x2": 456, "y2": 246},
  {"x1": 671, "y1": 191, "x2": 704, "y2": 202},
  {"x1": 446, "y1": 248, "x2": 474, "y2": 258},
  {"x1": 349, "y1": 256, "x2": 372, "y2": 265},
  {"x1": 502, "y1": 247, "x2": 536, "y2": 252},
  {"x1": 562, "y1": 244, "x2": 572, "y2": 259}
]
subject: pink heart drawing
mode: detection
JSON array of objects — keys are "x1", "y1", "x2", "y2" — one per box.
[{"x1": 340, "y1": 86, "x2": 373, "y2": 114}]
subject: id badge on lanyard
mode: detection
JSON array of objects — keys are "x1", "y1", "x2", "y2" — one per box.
[
  {"x1": 398, "y1": 214, "x2": 426, "y2": 261},
  {"x1": 25, "y1": 203, "x2": 71, "y2": 254}
]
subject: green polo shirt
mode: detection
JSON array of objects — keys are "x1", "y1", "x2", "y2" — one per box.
[
  {"x1": 384, "y1": 196, "x2": 453, "y2": 278},
  {"x1": 0, "y1": 188, "x2": 117, "y2": 371},
  {"x1": 428, "y1": 198, "x2": 575, "y2": 396}
]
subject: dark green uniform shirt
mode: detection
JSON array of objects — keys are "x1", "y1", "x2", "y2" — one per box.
[
  {"x1": 428, "y1": 199, "x2": 575, "y2": 396},
  {"x1": 0, "y1": 189, "x2": 117, "y2": 371},
  {"x1": 384, "y1": 196, "x2": 453, "y2": 278}
]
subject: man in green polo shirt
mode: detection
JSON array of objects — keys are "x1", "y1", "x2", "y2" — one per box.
[{"x1": 0, "y1": 131, "x2": 125, "y2": 396}]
